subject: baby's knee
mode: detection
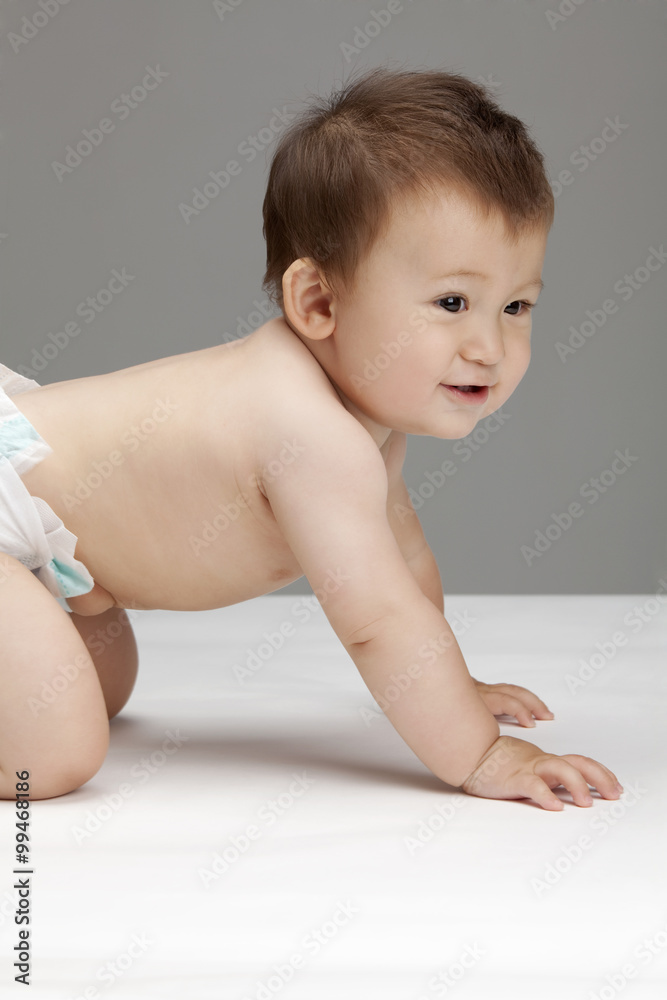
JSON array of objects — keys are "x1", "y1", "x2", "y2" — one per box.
[
  {"x1": 1, "y1": 735, "x2": 109, "y2": 801},
  {"x1": 44, "y1": 749, "x2": 109, "y2": 799}
]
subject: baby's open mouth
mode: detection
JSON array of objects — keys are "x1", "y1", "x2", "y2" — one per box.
[{"x1": 441, "y1": 384, "x2": 491, "y2": 404}]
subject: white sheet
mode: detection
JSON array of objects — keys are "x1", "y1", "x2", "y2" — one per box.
[{"x1": 1, "y1": 594, "x2": 665, "y2": 999}]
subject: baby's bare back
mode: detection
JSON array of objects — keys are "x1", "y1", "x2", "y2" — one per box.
[{"x1": 12, "y1": 319, "x2": 341, "y2": 612}]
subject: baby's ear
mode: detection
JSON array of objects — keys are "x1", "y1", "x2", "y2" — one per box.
[{"x1": 281, "y1": 258, "x2": 335, "y2": 341}]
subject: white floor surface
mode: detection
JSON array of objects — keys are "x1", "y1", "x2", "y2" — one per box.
[{"x1": 1, "y1": 593, "x2": 666, "y2": 999}]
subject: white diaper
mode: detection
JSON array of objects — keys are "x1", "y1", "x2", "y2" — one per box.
[{"x1": 0, "y1": 362, "x2": 96, "y2": 613}]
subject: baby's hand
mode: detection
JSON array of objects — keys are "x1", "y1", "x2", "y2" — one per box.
[
  {"x1": 471, "y1": 678, "x2": 554, "y2": 728},
  {"x1": 460, "y1": 735, "x2": 623, "y2": 811}
]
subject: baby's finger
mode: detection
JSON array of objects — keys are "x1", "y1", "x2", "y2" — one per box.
[
  {"x1": 476, "y1": 687, "x2": 537, "y2": 726},
  {"x1": 536, "y1": 758, "x2": 594, "y2": 807},
  {"x1": 521, "y1": 773, "x2": 564, "y2": 811},
  {"x1": 501, "y1": 684, "x2": 554, "y2": 720},
  {"x1": 560, "y1": 754, "x2": 623, "y2": 799},
  {"x1": 497, "y1": 694, "x2": 537, "y2": 728}
]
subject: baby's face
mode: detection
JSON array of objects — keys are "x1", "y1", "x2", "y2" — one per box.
[{"x1": 316, "y1": 187, "x2": 548, "y2": 446}]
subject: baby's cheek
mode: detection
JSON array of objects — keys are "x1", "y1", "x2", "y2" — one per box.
[{"x1": 509, "y1": 354, "x2": 531, "y2": 392}]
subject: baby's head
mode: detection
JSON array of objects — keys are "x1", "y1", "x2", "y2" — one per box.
[{"x1": 261, "y1": 66, "x2": 554, "y2": 442}]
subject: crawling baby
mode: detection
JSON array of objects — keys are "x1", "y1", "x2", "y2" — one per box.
[{"x1": 0, "y1": 66, "x2": 622, "y2": 808}]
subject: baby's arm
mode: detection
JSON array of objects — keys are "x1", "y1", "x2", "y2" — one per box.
[
  {"x1": 341, "y1": 594, "x2": 619, "y2": 807},
  {"x1": 260, "y1": 413, "x2": 621, "y2": 809},
  {"x1": 408, "y1": 553, "x2": 559, "y2": 728},
  {"x1": 384, "y1": 445, "x2": 557, "y2": 731}
]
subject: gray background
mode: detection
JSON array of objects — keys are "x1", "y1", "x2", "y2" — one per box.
[{"x1": 2, "y1": 0, "x2": 665, "y2": 595}]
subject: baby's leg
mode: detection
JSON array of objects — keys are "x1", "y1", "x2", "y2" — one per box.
[
  {"x1": 0, "y1": 552, "x2": 110, "y2": 801},
  {"x1": 69, "y1": 606, "x2": 139, "y2": 721}
]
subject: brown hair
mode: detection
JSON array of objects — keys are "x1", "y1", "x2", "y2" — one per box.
[{"x1": 261, "y1": 64, "x2": 555, "y2": 312}]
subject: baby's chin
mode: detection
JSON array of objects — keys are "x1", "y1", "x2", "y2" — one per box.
[{"x1": 433, "y1": 406, "x2": 504, "y2": 440}]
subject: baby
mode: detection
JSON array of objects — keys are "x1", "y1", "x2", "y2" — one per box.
[{"x1": 0, "y1": 66, "x2": 622, "y2": 809}]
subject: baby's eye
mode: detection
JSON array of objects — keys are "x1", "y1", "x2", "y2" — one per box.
[
  {"x1": 435, "y1": 296, "x2": 536, "y2": 316},
  {"x1": 504, "y1": 300, "x2": 536, "y2": 316},
  {"x1": 436, "y1": 295, "x2": 466, "y2": 313}
]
